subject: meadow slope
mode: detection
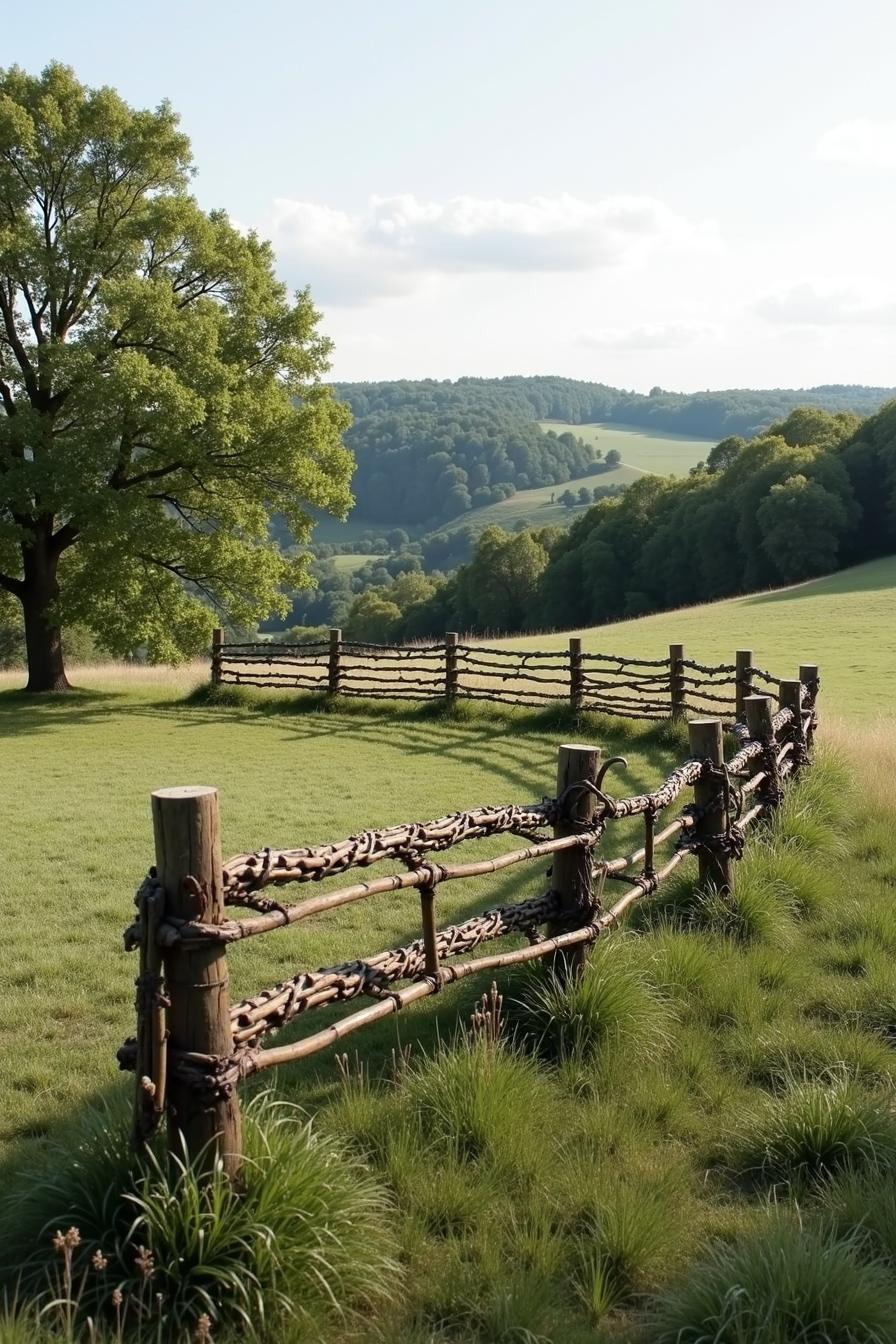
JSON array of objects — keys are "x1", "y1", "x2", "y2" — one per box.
[{"x1": 505, "y1": 555, "x2": 896, "y2": 722}]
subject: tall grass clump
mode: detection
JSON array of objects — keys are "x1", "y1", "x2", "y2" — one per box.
[
  {"x1": 2, "y1": 1093, "x2": 397, "y2": 1340},
  {"x1": 649, "y1": 1222, "x2": 896, "y2": 1344},
  {"x1": 821, "y1": 1166, "x2": 896, "y2": 1265},
  {"x1": 724, "y1": 1073, "x2": 896, "y2": 1188},
  {"x1": 402, "y1": 1031, "x2": 553, "y2": 1173},
  {"x1": 512, "y1": 937, "x2": 671, "y2": 1075}
]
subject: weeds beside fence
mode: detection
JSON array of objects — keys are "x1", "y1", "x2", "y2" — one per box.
[
  {"x1": 211, "y1": 628, "x2": 787, "y2": 724},
  {"x1": 119, "y1": 663, "x2": 820, "y2": 1177}
]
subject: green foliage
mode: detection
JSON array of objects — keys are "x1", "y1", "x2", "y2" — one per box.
[
  {"x1": 650, "y1": 1223, "x2": 896, "y2": 1344},
  {"x1": 0, "y1": 63, "x2": 352, "y2": 683},
  {"x1": 3, "y1": 1093, "x2": 396, "y2": 1339}
]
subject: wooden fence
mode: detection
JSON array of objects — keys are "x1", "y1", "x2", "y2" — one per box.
[
  {"x1": 119, "y1": 665, "x2": 819, "y2": 1176},
  {"x1": 211, "y1": 628, "x2": 785, "y2": 724}
]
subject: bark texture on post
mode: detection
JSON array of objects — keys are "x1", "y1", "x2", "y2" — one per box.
[
  {"x1": 799, "y1": 663, "x2": 820, "y2": 754},
  {"x1": 548, "y1": 743, "x2": 601, "y2": 981},
  {"x1": 688, "y1": 718, "x2": 730, "y2": 893},
  {"x1": 328, "y1": 628, "x2": 342, "y2": 697},
  {"x1": 735, "y1": 649, "x2": 753, "y2": 722},
  {"x1": 152, "y1": 786, "x2": 241, "y2": 1177},
  {"x1": 778, "y1": 678, "x2": 804, "y2": 774},
  {"x1": 569, "y1": 636, "x2": 584, "y2": 715},
  {"x1": 669, "y1": 644, "x2": 686, "y2": 720},
  {"x1": 445, "y1": 631, "x2": 459, "y2": 704},
  {"x1": 745, "y1": 694, "x2": 780, "y2": 809},
  {"x1": 211, "y1": 628, "x2": 223, "y2": 686}
]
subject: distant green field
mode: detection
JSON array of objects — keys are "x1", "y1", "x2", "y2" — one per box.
[
  {"x1": 541, "y1": 419, "x2": 715, "y2": 475},
  {"x1": 329, "y1": 552, "x2": 378, "y2": 574},
  {"x1": 503, "y1": 556, "x2": 896, "y2": 722}
]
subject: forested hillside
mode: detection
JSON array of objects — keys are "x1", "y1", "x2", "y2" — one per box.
[
  {"x1": 331, "y1": 376, "x2": 896, "y2": 529},
  {"x1": 341, "y1": 403, "x2": 896, "y2": 641}
]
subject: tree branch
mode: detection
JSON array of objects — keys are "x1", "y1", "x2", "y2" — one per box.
[{"x1": 0, "y1": 571, "x2": 24, "y2": 598}]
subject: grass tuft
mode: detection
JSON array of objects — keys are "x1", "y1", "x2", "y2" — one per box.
[
  {"x1": 649, "y1": 1222, "x2": 896, "y2": 1344},
  {"x1": 511, "y1": 938, "x2": 672, "y2": 1075},
  {"x1": 724, "y1": 1073, "x2": 896, "y2": 1188}
]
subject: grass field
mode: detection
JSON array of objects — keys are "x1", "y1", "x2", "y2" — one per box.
[
  {"x1": 540, "y1": 420, "x2": 715, "y2": 476},
  {"x1": 329, "y1": 551, "x2": 379, "y2": 574},
  {"x1": 504, "y1": 555, "x2": 896, "y2": 723},
  {"x1": 2, "y1": 559, "x2": 896, "y2": 1341}
]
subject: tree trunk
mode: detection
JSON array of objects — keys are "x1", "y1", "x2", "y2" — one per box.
[{"x1": 21, "y1": 540, "x2": 70, "y2": 692}]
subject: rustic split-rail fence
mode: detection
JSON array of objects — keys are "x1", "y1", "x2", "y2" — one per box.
[
  {"x1": 211, "y1": 628, "x2": 776, "y2": 724},
  {"x1": 119, "y1": 643, "x2": 819, "y2": 1177}
]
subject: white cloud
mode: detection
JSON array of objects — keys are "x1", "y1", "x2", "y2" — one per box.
[
  {"x1": 265, "y1": 192, "x2": 719, "y2": 305},
  {"x1": 576, "y1": 321, "x2": 719, "y2": 350},
  {"x1": 815, "y1": 117, "x2": 896, "y2": 168},
  {"x1": 755, "y1": 282, "x2": 896, "y2": 327}
]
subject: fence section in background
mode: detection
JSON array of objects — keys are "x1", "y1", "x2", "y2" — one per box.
[
  {"x1": 212, "y1": 629, "x2": 792, "y2": 726},
  {"x1": 120, "y1": 665, "x2": 820, "y2": 1175}
]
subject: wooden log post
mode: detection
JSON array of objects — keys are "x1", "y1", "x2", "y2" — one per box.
[
  {"x1": 669, "y1": 643, "x2": 686, "y2": 721},
  {"x1": 735, "y1": 648, "x2": 753, "y2": 723},
  {"x1": 688, "y1": 718, "x2": 730, "y2": 892},
  {"x1": 569, "y1": 636, "x2": 584, "y2": 715},
  {"x1": 778, "y1": 677, "x2": 805, "y2": 775},
  {"x1": 548, "y1": 743, "x2": 602, "y2": 981},
  {"x1": 445, "y1": 631, "x2": 459, "y2": 705},
  {"x1": 799, "y1": 662, "x2": 820, "y2": 755},
  {"x1": 745, "y1": 694, "x2": 781, "y2": 808},
  {"x1": 210, "y1": 628, "x2": 223, "y2": 687},
  {"x1": 328, "y1": 628, "x2": 342, "y2": 698},
  {"x1": 152, "y1": 786, "x2": 242, "y2": 1178}
]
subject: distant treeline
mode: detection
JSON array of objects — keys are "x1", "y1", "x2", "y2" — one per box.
[
  {"x1": 329, "y1": 376, "x2": 896, "y2": 528},
  {"x1": 335, "y1": 375, "x2": 896, "y2": 439},
  {"x1": 315, "y1": 402, "x2": 896, "y2": 642}
]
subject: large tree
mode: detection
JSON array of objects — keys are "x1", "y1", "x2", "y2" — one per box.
[{"x1": 0, "y1": 64, "x2": 352, "y2": 690}]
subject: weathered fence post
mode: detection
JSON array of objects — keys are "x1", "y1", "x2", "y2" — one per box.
[
  {"x1": 548, "y1": 743, "x2": 602, "y2": 981},
  {"x1": 669, "y1": 643, "x2": 686, "y2": 720},
  {"x1": 735, "y1": 648, "x2": 753, "y2": 722},
  {"x1": 445, "y1": 631, "x2": 459, "y2": 704},
  {"x1": 569, "y1": 636, "x2": 584, "y2": 715},
  {"x1": 778, "y1": 677, "x2": 804, "y2": 775},
  {"x1": 328, "y1": 627, "x2": 342, "y2": 697},
  {"x1": 152, "y1": 786, "x2": 242, "y2": 1177},
  {"x1": 688, "y1": 718, "x2": 730, "y2": 892},
  {"x1": 211, "y1": 628, "x2": 223, "y2": 687},
  {"x1": 799, "y1": 662, "x2": 820, "y2": 755},
  {"x1": 745, "y1": 694, "x2": 781, "y2": 809}
]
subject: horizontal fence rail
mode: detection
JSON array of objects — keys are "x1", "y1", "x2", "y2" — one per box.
[
  {"x1": 210, "y1": 628, "x2": 792, "y2": 726},
  {"x1": 120, "y1": 659, "x2": 820, "y2": 1177}
]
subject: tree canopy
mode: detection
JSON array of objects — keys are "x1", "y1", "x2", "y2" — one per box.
[{"x1": 0, "y1": 63, "x2": 352, "y2": 688}]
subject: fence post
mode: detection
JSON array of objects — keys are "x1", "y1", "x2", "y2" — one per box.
[
  {"x1": 548, "y1": 743, "x2": 602, "y2": 981},
  {"x1": 152, "y1": 786, "x2": 242, "y2": 1178},
  {"x1": 445, "y1": 631, "x2": 459, "y2": 704},
  {"x1": 569, "y1": 636, "x2": 584, "y2": 715},
  {"x1": 688, "y1": 718, "x2": 730, "y2": 892},
  {"x1": 735, "y1": 648, "x2": 753, "y2": 722},
  {"x1": 799, "y1": 662, "x2": 820, "y2": 755},
  {"x1": 745, "y1": 694, "x2": 781, "y2": 809},
  {"x1": 778, "y1": 677, "x2": 804, "y2": 775},
  {"x1": 211, "y1": 628, "x2": 223, "y2": 687},
  {"x1": 669, "y1": 643, "x2": 686, "y2": 720},
  {"x1": 328, "y1": 628, "x2": 342, "y2": 698}
]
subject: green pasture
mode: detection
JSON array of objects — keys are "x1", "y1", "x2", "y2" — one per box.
[
  {"x1": 329, "y1": 552, "x2": 379, "y2": 574},
  {"x1": 507, "y1": 555, "x2": 896, "y2": 723},
  {"x1": 540, "y1": 420, "x2": 715, "y2": 475}
]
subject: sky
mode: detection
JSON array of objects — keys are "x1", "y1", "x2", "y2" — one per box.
[{"x1": 4, "y1": 0, "x2": 896, "y2": 391}]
